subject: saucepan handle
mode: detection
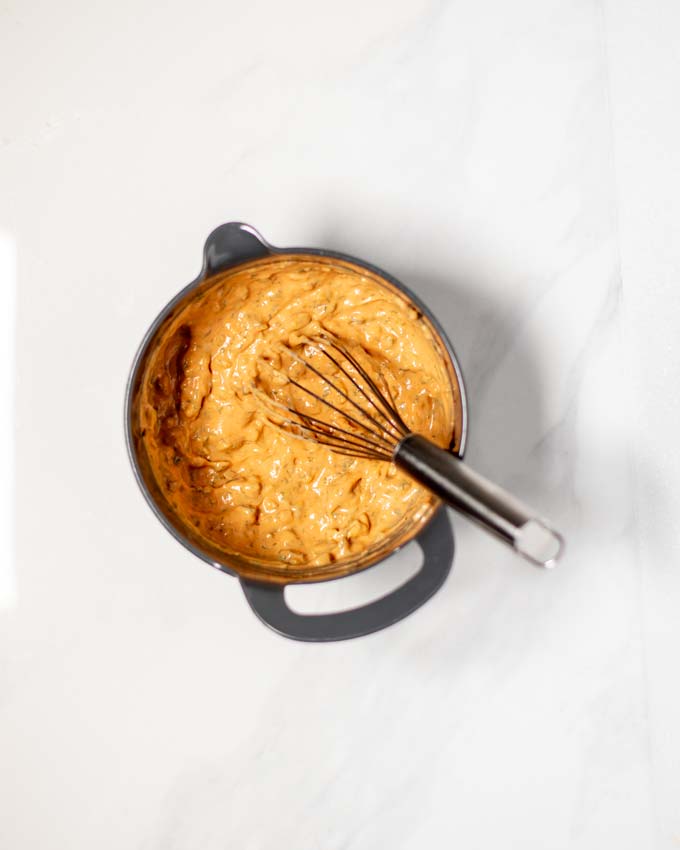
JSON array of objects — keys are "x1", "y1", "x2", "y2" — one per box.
[
  {"x1": 202, "y1": 221, "x2": 274, "y2": 276},
  {"x1": 240, "y1": 506, "x2": 454, "y2": 642}
]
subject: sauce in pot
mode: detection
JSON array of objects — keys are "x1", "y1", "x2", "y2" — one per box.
[{"x1": 139, "y1": 257, "x2": 455, "y2": 568}]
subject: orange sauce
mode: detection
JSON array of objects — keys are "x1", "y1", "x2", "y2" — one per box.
[{"x1": 140, "y1": 258, "x2": 454, "y2": 567}]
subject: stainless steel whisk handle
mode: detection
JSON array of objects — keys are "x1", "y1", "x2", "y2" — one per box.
[{"x1": 395, "y1": 435, "x2": 563, "y2": 567}]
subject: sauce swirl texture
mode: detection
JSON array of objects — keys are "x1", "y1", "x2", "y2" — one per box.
[{"x1": 139, "y1": 258, "x2": 455, "y2": 570}]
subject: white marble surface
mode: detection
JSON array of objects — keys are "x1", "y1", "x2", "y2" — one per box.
[{"x1": 1, "y1": 0, "x2": 679, "y2": 847}]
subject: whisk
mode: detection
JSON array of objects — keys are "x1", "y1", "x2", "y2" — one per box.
[{"x1": 256, "y1": 336, "x2": 563, "y2": 567}]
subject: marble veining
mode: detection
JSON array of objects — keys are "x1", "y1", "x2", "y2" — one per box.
[{"x1": 1, "y1": 0, "x2": 678, "y2": 847}]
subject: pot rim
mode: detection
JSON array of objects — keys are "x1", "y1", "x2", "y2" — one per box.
[{"x1": 124, "y1": 227, "x2": 468, "y2": 585}]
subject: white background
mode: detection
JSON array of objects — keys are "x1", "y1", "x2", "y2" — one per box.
[{"x1": 1, "y1": 1, "x2": 679, "y2": 847}]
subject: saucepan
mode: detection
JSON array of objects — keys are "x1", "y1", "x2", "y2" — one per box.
[{"x1": 125, "y1": 222, "x2": 552, "y2": 641}]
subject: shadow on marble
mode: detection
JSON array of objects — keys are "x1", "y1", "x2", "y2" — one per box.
[
  {"x1": 400, "y1": 269, "x2": 548, "y2": 496},
  {"x1": 286, "y1": 255, "x2": 553, "y2": 615}
]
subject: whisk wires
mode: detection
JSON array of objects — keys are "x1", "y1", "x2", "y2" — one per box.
[{"x1": 255, "y1": 336, "x2": 411, "y2": 461}]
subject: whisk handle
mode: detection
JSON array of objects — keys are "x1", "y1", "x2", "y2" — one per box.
[{"x1": 395, "y1": 435, "x2": 563, "y2": 567}]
